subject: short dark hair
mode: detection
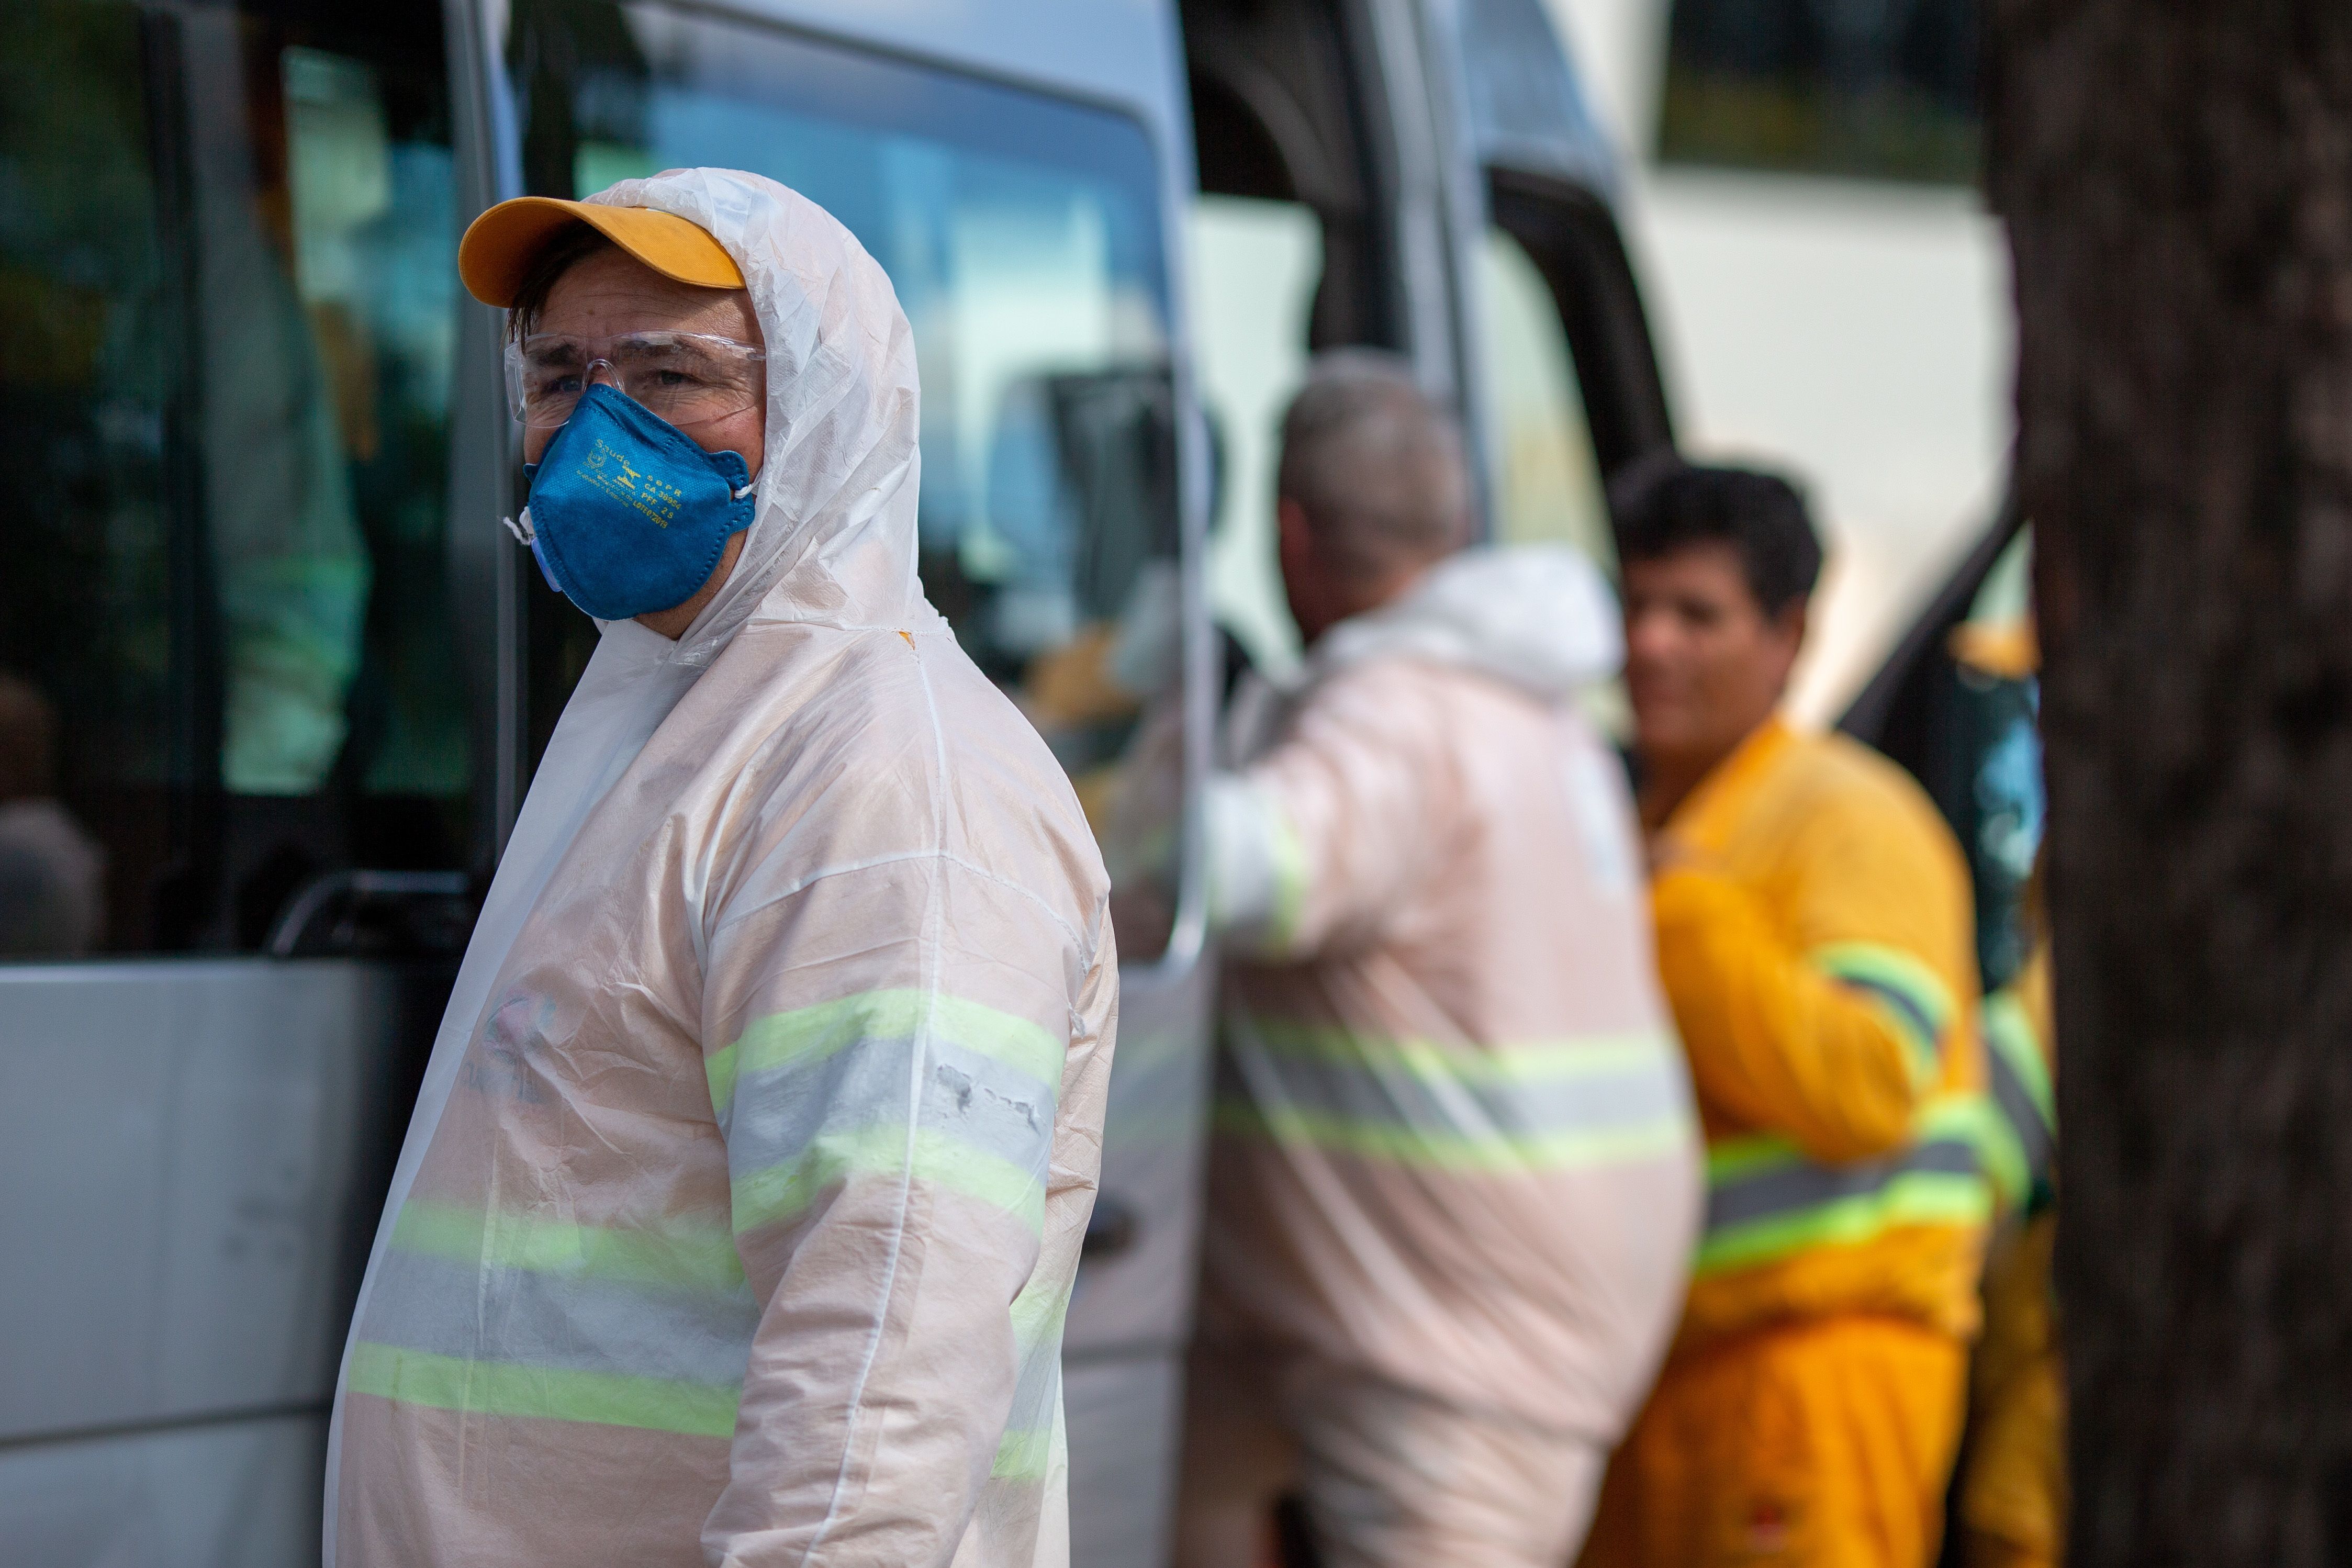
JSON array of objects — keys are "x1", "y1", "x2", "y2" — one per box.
[
  {"x1": 506, "y1": 221, "x2": 619, "y2": 341},
  {"x1": 1610, "y1": 456, "x2": 1822, "y2": 616},
  {"x1": 1276, "y1": 349, "x2": 1470, "y2": 580}
]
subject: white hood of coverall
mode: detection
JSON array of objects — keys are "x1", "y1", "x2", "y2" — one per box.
[
  {"x1": 326, "y1": 166, "x2": 936, "y2": 1553},
  {"x1": 1222, "y1": 544, "x2": 1622, "y2": 768},
  {"x1": 1311, "y1": 542, "x2": 1622, "y2": 698}
]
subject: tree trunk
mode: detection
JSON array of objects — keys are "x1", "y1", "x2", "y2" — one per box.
[{"x1": 1987, "y1": 3, "x2": 2352, "y2": 1561}]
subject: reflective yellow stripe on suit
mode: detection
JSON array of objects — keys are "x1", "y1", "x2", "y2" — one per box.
[
  {"x1": 1696, "y1": 1095, "x2": 2008, "y2": 1276},
  {"x1": 1215, "y1": 1017, "x2": 1696, "y2": 1172}
]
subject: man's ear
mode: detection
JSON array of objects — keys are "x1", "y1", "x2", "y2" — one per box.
[
  {"x1": 1763, "y1": 596, "x2": 1810, "y2": 699},
  {"x1": 1275, "y1": 496, "x2": 1308, "y2": 551},
  {"x1": 1773, "y1": 596, "x2": 1809, "y2": 655},
  {"x1": 1276, "y1": 497, "x2": 1316, "y2": 576}
]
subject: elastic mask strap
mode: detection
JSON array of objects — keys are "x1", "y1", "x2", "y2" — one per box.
[
  {"x1": 732, "y1": 482, "x2": 755, "y2": 500},
  {"x1": 503, "y1": 507, "x2": 537, "y2": 544}
]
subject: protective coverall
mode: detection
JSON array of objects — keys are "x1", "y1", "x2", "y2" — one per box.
[
  {"x1": 1957, "y1": 949, "x2": 2062, "y2": 1568},
  {"x1": 326, "y1": 170, "x2": 1117, "y2": 1568},
  {"x1": 1578, "y1": 718, "x2": 1987, "y2": 1568},
  {"x1": 1180, "y1": 546, "x2": 1703, "y2": 1568}
]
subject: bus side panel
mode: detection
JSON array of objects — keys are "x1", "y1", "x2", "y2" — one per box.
[
  {"x1": 0, "y1": 962, "x2": 432, "y2": 1562},
  {"x1": 1067, "y1": 1354, "x2": 1184, "y2": 1568},
  {"x1": 1066, "y1": 955, "x2": 1218, "y2": 1353},
  {"x1": 1064, "y1": 958, "x2": 1217, "y2": 1563},
  {"x1": 0, "y1": 1414, "x2": 322, "y2": 1568}
]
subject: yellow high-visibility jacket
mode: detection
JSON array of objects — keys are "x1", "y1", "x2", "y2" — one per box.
[
  {"x1": 1980, "y1": 947, "x2": 2056, "y2": 1222},
  {"x1": 1961, "y1": 947, "x2": 2064, "y2": 1568},
  {"x1": 1650, "y1": 718, "x2": 1991, "y2": 1349}
]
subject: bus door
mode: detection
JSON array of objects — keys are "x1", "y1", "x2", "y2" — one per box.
[
  {"x1": 486, "y1": 5, "x2": 1210, "y2": 1563},
  {"x1": 1448, "y1": 0, "x2": 1676, "y2": 564},
  {"x1": 1841, "y1": 506, "x2": 2042, "y2": 992},
  {"x1": 0, "y1": 2, "x2": 482, "y2": 1560},
  {"x1": 1176, "y1": 0, "x2": 1665, "y2": 684},
  {"x1": 1178, "y1": 0, "x2": 1473, "y2": 685}
]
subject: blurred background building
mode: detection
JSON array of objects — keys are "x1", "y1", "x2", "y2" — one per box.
[{"x1": 1546, "y1": 0, "x2": 2010, "y2": 721}]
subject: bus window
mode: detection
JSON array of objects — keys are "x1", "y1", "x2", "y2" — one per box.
[
  {"x1": 1947, "y1": 525, "x2": 2042, "y2": 987},
  {"x1": 0, "y1": 1, "x2": 467, "y2": 959},
  {"x1": 505, "y1": 2, "x2": 1180, "y2": 951},
  {"x1": 1180, "y1": 0, "x2": 1407, "y2": 684},
  {"x1": 1475, "y1": 226, "x2": 1611, "y2": 569},
  {"x1": 1470, "y1": 224, "x2": 1628, "y2": 737},
  {"x1": 1846, "y1": 513, "x2": 2040, "y2": 988},
  {"x1": 1190, "y1": 195, "x2": 1324, "y2": 681}
]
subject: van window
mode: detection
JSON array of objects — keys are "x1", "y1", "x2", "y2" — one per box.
[
  {"x1": 1475, "y1": 227, "x2": 1611, "y2": 570},
  {"x1": 0, "y1": 1, "x2": 467, "y2": 959},
  {"x1": 1471, "y1": 225, "x2": 1626, "y2": 736},
  {"x1": 1190, "y1": 195, "x2": 1324, "y2": 680},
  {"x1": 1946, "y1": 526, "x2": 2042, "y2": 986},
  {"x1": 1188, "y1": 211, "x2": 1620, "y2": 688},
  {"x1": 505, "y1": 2, "x2": 1180, "y2": 949}
]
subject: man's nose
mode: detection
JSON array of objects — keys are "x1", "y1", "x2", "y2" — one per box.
[
  {"x1": 1625, "y1": 609, "x2": 1676, "y2": 661},
  {"x1": 583, "y1": 355, "x2": 624, "y2": 391}
]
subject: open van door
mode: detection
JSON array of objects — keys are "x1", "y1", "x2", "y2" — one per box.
[
  {"x1": 1841, "y1": 501, "x2": 2042, "y2": 993},
  {"x1": 1447, "y1": 0, "x2": 1676, "y2": 548}
]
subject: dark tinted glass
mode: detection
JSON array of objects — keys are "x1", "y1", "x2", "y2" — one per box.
[
  {"x1": 0, "y1": 0, "x2": 471, "y2": 958},
  {"x1": 1949, "y1": 529, "x2": 2042, "y2": 988},
  {"x1": 1659, "y1": 0, "x2": 1979, "y2": 183}
]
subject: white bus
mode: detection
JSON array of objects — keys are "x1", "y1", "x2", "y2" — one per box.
[
  {"x1": 0, "y1": 6, "x2": 1674, "y2": 1561},
  {"x1": 0, "y1": 0, "x2": 2033, "y2": 1563}
]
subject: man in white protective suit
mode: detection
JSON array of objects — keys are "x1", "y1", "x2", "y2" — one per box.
[
  {"x1": 325, "y1": 170, "x2": 1117, "y2": 1568},
  {"x1": 1173, "y1": 353, "x2": 1700, "y2": 1568}
]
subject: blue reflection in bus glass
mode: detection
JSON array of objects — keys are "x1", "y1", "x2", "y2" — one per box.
[{"x1": 1975, "y1": 691, "x2": 2043, "y2": 889}]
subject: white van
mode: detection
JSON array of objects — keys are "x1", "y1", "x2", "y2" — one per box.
[{"x1": 0, "y1": 1, "x2": 1681, "y2": 1563}]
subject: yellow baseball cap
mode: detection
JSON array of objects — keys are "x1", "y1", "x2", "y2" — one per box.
[{"x1": 457, "y1": 196, "x2": 744, "y2": 307}]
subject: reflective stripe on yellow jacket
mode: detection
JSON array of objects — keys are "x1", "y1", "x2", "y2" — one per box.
[
  {"x1": 1980, "y1": 948, "x2": 2056, "y2": 1219},
  {"x1": 1961, "y1": 945, "x2": 2064, "y2": 1568},
  {"x1": 1651, "y1": 719, "x2": 1989, "y2": 1347}
]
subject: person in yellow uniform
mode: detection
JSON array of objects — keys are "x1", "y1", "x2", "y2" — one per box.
[
  {"x1": 1942, "y1": 616, "x2": 2065, "y2": 1568},
  {"x1": 1959, "y1": 942, "x2": 2062, "y2": 1568},
  {"x1": 1577, "y1": 458, "x2": 1990, "y2": 1568}
]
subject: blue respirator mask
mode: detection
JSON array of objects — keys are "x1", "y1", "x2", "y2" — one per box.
[{"x1": 509, "y1": 382, "x2": 759, "y2": 623}]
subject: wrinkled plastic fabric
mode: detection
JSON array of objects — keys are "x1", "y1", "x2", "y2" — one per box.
[
  {"x1": 1647, "y1": 719, "x2": 1988, "y2": 1350},
  {"x1": 1178, "y1": 1343, "x2": 1609, "y2": 1568},
  {"x1": 1195, "y1": 546, "x2": 1703, "y2": 1438},
  {"x1": 324, "y1": 170, "x2": 1117, "y2": 1568}
]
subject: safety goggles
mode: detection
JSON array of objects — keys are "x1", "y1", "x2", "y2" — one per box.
[{"x1": 503, "y1": 330, "x2": 766, "y2": 430}]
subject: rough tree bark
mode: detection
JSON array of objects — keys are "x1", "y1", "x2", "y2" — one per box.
[{"x1": 1988, "y1": 3, "x2": 2352, "y2": 1561}]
